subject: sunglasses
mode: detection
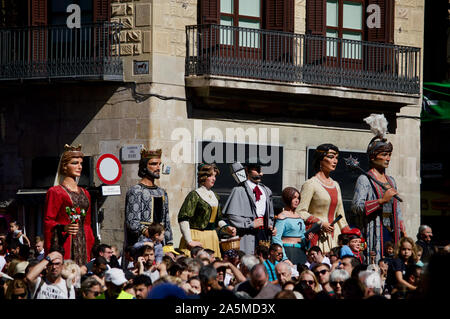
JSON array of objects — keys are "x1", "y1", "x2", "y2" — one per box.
[
  {"x1": 12, "y1": 293, "x2": 27, "y2": 299},
  {"x1": 330, "y1": 281, "x2": 344, "y2": 286},
  {"x1": 90, "y1": 291, "x2": 101, "y2": 297},
  {"x1": 300, "y1": 280, "x2": 314, "y2": 285},
  {"x1": 314, "y1": 269, "x2": 328, "y2": 276}
]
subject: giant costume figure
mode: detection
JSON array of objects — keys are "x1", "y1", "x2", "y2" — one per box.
[
  {"x1": 222, "y1": 159, "x2": 275, "y2": 255},
  {"x1": 125, "y1": 147, "x2": 173, "y2": 247},
  {"x1": 351, "y1": 114, "x2": 405, "y2": 263},
  {"x1": 44, "y1": 144, "x2": 95, "y2": 266}
]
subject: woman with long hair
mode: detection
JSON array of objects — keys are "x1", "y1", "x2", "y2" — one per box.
[
  {"x1": 296, "y1": 143, "x2": 351, "y2": 254},
  {"x1": 272, "y1": 187, "x2": 308, "y2": 266},
  {"x1": 43, "y1": 144, "x2": 94, "y2": 266}
]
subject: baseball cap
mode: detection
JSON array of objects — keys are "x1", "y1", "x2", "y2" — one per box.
[
  {"x1": 104, "y1": 268, "x2": 127, "y2": 286},
  {"x1": 163, "y1": 245, "x2": 180, "y2": 255}
]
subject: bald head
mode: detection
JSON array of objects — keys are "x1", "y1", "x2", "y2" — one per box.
[{"x1": 250, "y1": 264, "x2": 268, "y2": 291}]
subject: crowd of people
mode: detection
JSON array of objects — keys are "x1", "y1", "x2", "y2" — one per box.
[
  {"x1": 0, "y1": 220, "x2": 447, "y2": 300},
  {"x1": 0, "y1": 115, "x2": 448, "y2": 300}
]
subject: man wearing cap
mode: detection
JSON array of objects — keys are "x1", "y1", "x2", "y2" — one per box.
[
  {"x1": 351, "y1": 114, "x2": 405, "y2": 264},
  {"x1": 222, "y1": 158, "x2": 276, "y2": 255},
  {"x1": 125, "y1": 147, "x2": 173, "y2": 250},
  {"x1": 96, "y1": 268, "x2": 135, "y2": 299}
]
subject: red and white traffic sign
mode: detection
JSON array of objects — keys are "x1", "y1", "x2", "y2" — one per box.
[{"x1": 96, "y1": 154, "x2": 122, "y2": 185}]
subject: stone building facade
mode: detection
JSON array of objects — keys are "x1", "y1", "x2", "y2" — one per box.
[{"x1": 0, "y1": 0, "x2": 424, "y2": 250}]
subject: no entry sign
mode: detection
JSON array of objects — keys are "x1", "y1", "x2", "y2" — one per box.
[{"x1": 96, "y1": 154, "x2": 122, "y2": 185}]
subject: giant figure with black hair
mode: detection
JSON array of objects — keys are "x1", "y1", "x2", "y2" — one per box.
[
  {"x1": 296, "y1": 143, "x2": 350, "y2": 253},
  {"x1": 124, "y1": 147, "x2": 173, "y2": 249},
  {"x1": 351, "y1": 114, "x2": 405, "y2": 264}
]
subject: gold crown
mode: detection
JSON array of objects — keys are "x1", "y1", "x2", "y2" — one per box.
[
  {"x1": 141, "y1": 147, "x2": 162, "y2": 159},
  {"x1": 64, "y1": 144, "x2": 82, "y2": 152}
]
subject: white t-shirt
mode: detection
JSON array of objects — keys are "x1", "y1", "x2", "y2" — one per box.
[
  {"x1": 32, "y1": 277, "x2": 75, "y2": 299},
  {"x1": 0, "y1": 255, "x2": 6, "y2": 272}
]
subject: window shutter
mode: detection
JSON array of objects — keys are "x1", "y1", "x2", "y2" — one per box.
[
  {"x1": 366, "y1": 0, "x2": 395, "y2": 73},
  {"x1": 306, "y1": 0, "x2": 325, "y2": 36},
  {"x1": 30, "y1": 0, "x2": 47, "y2": 70},
  {"x1": 305, "y1": 0, "x2": 325, "y2": 66},
  {"x1": 367, "y1": 0, "x2": 394, "y2": 43},
  {"x1": 30, "y1": 0, "x2": 47, "y2": 26},
  {"x1": 199, "y1": 0, "x2": 219, "y2": 25},
  {"x1": 93, "y1": 0, "x2": 110, "y2": 23},
  {"x1": 265, "y1": 0, "x2": 294, "y2": 33}
]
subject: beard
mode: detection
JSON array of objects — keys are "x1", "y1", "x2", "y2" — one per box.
[{"x1": 146, "y1": 170, "x2": 160, "y2": 180}]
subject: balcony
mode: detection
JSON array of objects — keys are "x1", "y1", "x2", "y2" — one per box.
[
  {"x1": 0, "y1": 22, "x2": 123, "y2": 81},
  {"x1": 186, "y1": 24, "x2": 421, "y2": 97}
]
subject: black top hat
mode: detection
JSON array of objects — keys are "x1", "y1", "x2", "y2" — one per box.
[{"x1": 243, "y1": 156, "x2": 269, "y2": 168}]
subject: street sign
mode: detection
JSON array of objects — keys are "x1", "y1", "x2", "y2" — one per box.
[{"x1": 96, "y1": 154, "x2": 122, "y2": 185}]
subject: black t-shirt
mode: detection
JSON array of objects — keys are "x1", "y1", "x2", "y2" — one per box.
[{"x1": 386, "y1": 258, "x2": 407, "y2": 290}]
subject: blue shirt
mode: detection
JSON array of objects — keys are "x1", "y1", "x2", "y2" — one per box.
[{"x1": 264, "y1": 259, "x2": 279, "y2": 282}]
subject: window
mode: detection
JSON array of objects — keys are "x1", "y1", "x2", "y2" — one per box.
[
  {"x1": 325, "y1": 0, "x2": 363, "y2": 59},
  {"x1": 219, "y1": 0, "x2": 262, "y2": 48}
]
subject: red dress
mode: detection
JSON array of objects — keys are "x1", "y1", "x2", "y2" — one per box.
[{"x1": 44, "y1": 185, "x2": 95, "y2": 265}]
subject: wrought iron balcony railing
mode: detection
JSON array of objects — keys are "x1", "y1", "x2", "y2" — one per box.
[
  {"x1": 186, "y1": 24, "x2": 421, "y2": 95},
  {"x1": 0, "y1": 22, "x2": 122, "y2": 81}
]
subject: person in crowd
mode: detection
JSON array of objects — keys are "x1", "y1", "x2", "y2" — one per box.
[
  {"x1": 352, "y1": 114, "x2": 406, "y2": 264},
  {"x1": 178, "y1": 163, "x2": 235, "y2": 258},
  {"x1": 186, "y1": 258, "x2": 203, "y2": 278},
  {"x1": 81, "y1": 256, "x2": 107, "y2": 291},
  {"x1": 133, "y1": 274, "x2": 152, "y2": 299},
  {"x1": 134, "y1": 222, "x2": 165, "y2": 264},
  {"x1": 0, "y1": 236, "x2": 6, "y2": 272},
  {"x1": 26, "y1": 249, "x2": 76, "y2": 299},
  {"x1": 312, "y1": 263, "x2": 334, "y2": 298},
  {"x1": 5, "y1": 278, "x2": 28, "y2": 299},
  {"x1": 167, "y1": 261, "x2": 190, "y2": 282},
  {"x1": 342, "y1": 277, "x2": 365, "y2": 299},
  {"x1": 296, "y1": 270, "x2": 321, "y2": 299},
  {"x1": 186, "y1": 276, "x2": 201, "y2": 295},
  {"x1": 358, "y1": 270, "x2": 385, "y2": 299},
  {"x1": 223, "y1": 158, "x2": 276, "y2": 255},
  {"x1": 329, "y1": 269, "x2": 350, "y2": 299},
  {"x1": 80, "y1": 276, "x2": 102, "y2": 299},
  {"x1": 43, "y1": 144, "x2": 95, "y2": 266},
  {"x1": 96, "y1": 268, "x2": 135, "y2": 299},
  {"x1": 297, "y1": 144, "x2": 351, "y2": 254},
  {"x1": 238, "y1": 254, "x2": 260, "y2": 280},
  {"x1": 234, "y1": 263, "x2": 281, "y2": 299},
  {"x1": 199, "y1": 264, "x2": 237, "y2": 299},
  {"x1": 387, "y1": 237, "x2": 418, "y2": 294},
  {"x1": 136, "y1": 244, "x2": 167, "y2": 283},
  {"x1": 254, "y1": 245, "x2": 269, "y2": 264},
  {"x1": 415, "y1": 245, "x2": 424, "y2": 267},
  {"x1": 213, "y1": 259, "x2": 246, "y2": 285},
  {"x1": 62, "y1": 259, "x2": 81, "y2": 297},
  {"x1": 272, "y1": 187, "x2": 308, "y2": 266},
  {"x1": 338, "y1": 255, "x2": 361, "y2": 276},
  {"x1": 307, "y1": 246, "x2": 331, "y2": 269},
  {"x1": 329, "y1": 247, "x2": 341, "y2": 271},
  {"x1": 125, "y1": 147, "x2": 173, "y2": 249},
  {"x1": 415, "y1": 225, "x2": 437, "y2": 264},
  {"x1": 6, "y1": 221, "x2": 30, "y2": 248},
  {"x1": 274, "y1": 261, "x2": 293, "y2": 287},
  {"x1": 34, "y1": 236, "x2": 45, "y2": 261},
  {"x1": 263, "y1": 243, "x2": 283, "y2": 283}
]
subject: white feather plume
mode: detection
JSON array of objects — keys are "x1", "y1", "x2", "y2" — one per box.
[{"x1": 364, "y1": 114, "x2": 388, "y2": 139}]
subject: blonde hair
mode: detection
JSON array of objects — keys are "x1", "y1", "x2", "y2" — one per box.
[
  {"x1": 299, "y1": 270, "x2": 321, "y2": 293},
  {"x1": 394, "y1": 237, "x2": 417, "y2": 263},
  {"x1": 62, "y1": 259, "x2": 81, "y2": 289}
]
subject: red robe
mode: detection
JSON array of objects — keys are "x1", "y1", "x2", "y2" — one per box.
[{"x1": 43, "y1": 185, "x2": 95, "y2": 262}]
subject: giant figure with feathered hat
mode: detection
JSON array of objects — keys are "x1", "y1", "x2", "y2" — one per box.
[{"x1": 351, "y1": 114, "x2": 406, "y2": 263}]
